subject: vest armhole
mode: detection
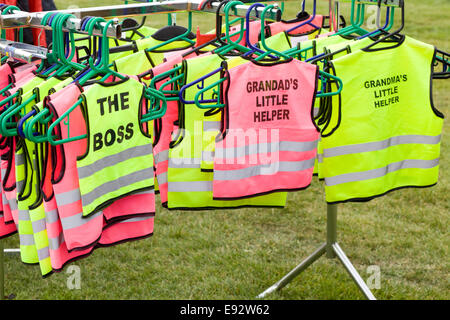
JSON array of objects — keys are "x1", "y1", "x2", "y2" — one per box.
[
  {"x1": 138, "y1": 85, "x2": 153, "y2": 140},
  {"x1": 76, "y1": 94, "x2": 90, "y2": 161},
  {"x1": 169, "y1": 60, "x2": 188, "y2": 149},
  {"x1": 320, "y1": 61, "x2": 342, "y2": 138},
  {"x1": 310, "y1": 65, "x2": 321, "y2": 133},
  {"x1": 430, "y1": 47, "x2": 445, "y2": 119}
]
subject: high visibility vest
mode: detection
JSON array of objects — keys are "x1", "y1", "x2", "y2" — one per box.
[
  {"x1": 168, "y1": 54, "x2": 287, "y2": 209},
  {"x1": 13, "y1": 76, "x2": 55, "y2": 265},
  {"x1": 212, "y1": 58, "x2": 319, "y2": 199},
  {"x1": 321, "y1": 36, "x2": 444, "y2": 203},
  {"x1": 76, "y1": 78, "x2": 154, "y2": 217}
]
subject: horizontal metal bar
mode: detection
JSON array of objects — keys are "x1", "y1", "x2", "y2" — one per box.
[
  {"x1": 338, "y1": 0, "x2": 403, "y2": 7},
  {"x1": 0, "y1": 1, "x2": 282, "y2": 38},
  {"x1": 0, "y1": 10, "x2": 122, "y2": 38},
  {"x1": 0, "y1": 39, "x2": 47, "y2": 63}
]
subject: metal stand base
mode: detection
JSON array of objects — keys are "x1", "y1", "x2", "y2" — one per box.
[{"x1": 257, "y1": 204, "x2": 376, "y2": 300}]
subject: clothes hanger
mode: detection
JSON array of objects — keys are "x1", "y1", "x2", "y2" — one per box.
[
  {"x1": 45, "y1": 19, "x2": 167, "y2": 146},
  {"x1": 333, "y1": 0, "x2": 368, "y2": 36},
  {"x1": 283, "y1": 0, "x2": 321, "y2": 34}
]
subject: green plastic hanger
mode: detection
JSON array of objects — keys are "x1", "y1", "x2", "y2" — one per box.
[{"x1": 334, "y1": 0, "x2": 368, "y2": 36}]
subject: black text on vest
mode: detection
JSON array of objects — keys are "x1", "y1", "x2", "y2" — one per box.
[{"x1": 93, "y1": 92, "x2": 134, "y2": 152}]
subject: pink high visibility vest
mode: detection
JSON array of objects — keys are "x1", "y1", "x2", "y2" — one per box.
[
  {"x1": 213, "y1": 58, "x2": 320, "y2": 199},
  {"x1": 46, "y1": 84, "x2": 105, "y2": 251},
  {"x1": 229, "y1": 20, "x2": 262, "y2": 46},
  {"x1": 2, "y1": 139, "x2": 19, "y2": 227},
  {"x1": 0, "y1": 141, "x2": 17, "y2": 238},
  {"x1": 267, "y1": 15, "x2": 324, "y2": 37},
  {"x1": 0, "y1": 63, "x2": 13, "y2": 89},
  {"x1": 40, "y1": 136, "x2": 93, "y2": 271}
]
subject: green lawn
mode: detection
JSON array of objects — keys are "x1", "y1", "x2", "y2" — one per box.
[{"x1": 1, "y1": 0, "x2": 449, "y2": 300}]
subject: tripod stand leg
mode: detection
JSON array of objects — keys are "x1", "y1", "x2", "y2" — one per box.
[
  {"x1": 332, "y1": 243, "x2": 376, "y2": 300},
  {"x1": 257, "y1": 242, "x2": 327, "y2": 298},
  {"x1": 0, "y1": 240, "x2": 4, "y2": 300}
]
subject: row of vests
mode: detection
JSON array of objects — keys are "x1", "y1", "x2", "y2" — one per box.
[{"x1": 0, "y1": 14, "x2": 444, "y2": 277}]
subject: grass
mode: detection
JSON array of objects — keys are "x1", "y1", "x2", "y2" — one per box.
[{"x1": 1, "y1": 0, "x2": 449, "y2": 300}]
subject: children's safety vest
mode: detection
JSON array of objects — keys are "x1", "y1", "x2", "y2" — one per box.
[
  {"x1": 212, "y1": 58, "x2": 320, "y2": 199},
  {"x1": 321, "y1": 36, "x2": 444, "y2": 203},
  {"x1": 76, "y1": 78, "x2": 154, "y2": 217},
  {"x1": 168, "y1": 54, "x2": 287, "y2": 209}
]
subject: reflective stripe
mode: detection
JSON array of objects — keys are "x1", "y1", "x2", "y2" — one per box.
[
  {"x1": 77, "y1": 144, "x2": 153, "y2": 180},
  {"x1": 168, "y1": 158, "x2": 202, "y2": 169},
  {"x1": 121, "y1": 215, "x2": 154, "y2": 223},
  {"x1": 32, "y1": 218, "x2": 46, "y2": 233},
  {"x1": 203, "y1": 121, "x2": 221, "y2": 132},
  {"x1": 19, "y1": 234, "x2": 35, "y2": 245},
  {"x1": 325, "y1": 158, "x2": 440, "y2": 186},
  {"x1": 323, "y1": 135, "x2": 442, "y2": 158},
  {"x1": 37, "y1": 247, "x2": 50, "y2": 260},
  {"x1": 133, "y1": 189, "x2": 155, "y2": 196},
  {"x1": 313, "y1": 107, "x2": 320, "y2": 117},
  {"x1": 16, "y1": 179, "x2": 24, "y2": 192},
  {"x1": 49, "y1": 232, "x2": 65, "y2": 250},
  {"x1": 45, "y1": 209, "x2": 59, "y2": 224},
  {"x1": 60, "y1": 211, "x2": 102, "y2": 230},
  {"x1": 202, "y1": 151, "x2": 214, "y2": 163},
  {"x1": 214, "y1": 158, "x2": 316, "y2": 181},
  {"x1": 168, "y1": 181, "x2": 212, "y2": 192},
  {"x1": 157, "y1": 171, "x2": 168, "y2": 185},
  {"x1": 81, "y1": 168, "x2": 153, "y2": 207},
  {"x1": 317, "y1": 153, "x2": 323, "y2": 164},
  {"x1": 154, "y1": 150, "x2": 169, "y2": 163},
  {"x1": 218, "y1": 140, "x2": 319, "y2": 160},
  {"x1": 15, "y1": 154, "x2": 25, "y2": 166},
  {"x1": 8, "y1": 199, "x2": 18, "y2": 211},
  {"x1": 19, "y1": 210, "x2": 30, "y2": 221},
  {"x1": 55, "y1": 189, "x2": 82, "y2": 206}
]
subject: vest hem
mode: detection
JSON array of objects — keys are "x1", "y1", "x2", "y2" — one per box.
[
  {"x1": 326, "y1": 183, "x2": 438, "y2": 205},
  {"x1": 213, "y1": 185, "x2": 311, "y2": 201}
]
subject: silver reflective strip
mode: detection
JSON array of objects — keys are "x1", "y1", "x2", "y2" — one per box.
[
  {"x1": 168, "y1": 181, "x2": 212, "y2": 192},
  {"x1": 45, "y1": 209, "x2": 59, "y2": 224},
  {"x1": 19, "y1": 210, "x2": 30, "y2": 221},
  {"x1": 55, "y1": 189, "x2": 82, "y2": 206},
  {"x1": 323, "y1": 135, "x2": 442, "y2": 158},
  {"x1": 203, "y1": 121, "x2": 221, "y2": 132},
  {"x1": 16, "y1": 179, "x2": 24, "y2": 192},
  {"x1": 2, "y1": 192, "x2": 8, "y2": 204},
  {"x1": 154, "y1": 150, "x2": 169, "y2": 164},
  {"x1": 37, "y1": 247, "x2": 50, "y2": 260},
  {"x1": 202, "y1": 151, "x2": 214, "y2": 163},
  {"x1": 19, "y1": 234, "x2": 34, "y2": 246},
  {"x1": 313, "y1": 106, "x2": 320, "y2": 117},
  {"x1": 15, "y1": 153, "x2": 25, "y2": 166},
  {"x1": 168, "y1": 158, "x2": 202, "y2": 169},
  {"x1": 120, "y1": 215, "x2": 154, "y2": 223},
  {"x1": 219, "y1": 140, "x2": 319, "y2": 160},
  {"x1": 133, "y1": 189, "x2": 155, "y2": 196},
  {"x1": 8, "y1": 198, "x2": 18, "y2": 211},
  {"x1": 49, "y1": 232, "x2": 65, "y2": 250},
  {"x1": 214, "y1": 158, "x2": 316, "y2": 181},
  {"x1": 81, "y1": 168, "x2": 153, "y2": 207},
  {"x1": 60, "y1": 210, "x2": 102, "y2": 230},
  {"x1": 77, "y1": 144, "x2": 153, "y2": 180},
  {"x1": 317, "y1": 153, "x2": 323, "y2": 164},
  {"x1": 157, "y1": 171, "x2": 168, "y2": 185},
  {"x1": 325, "y1": 158, "x2": 440, "y2": 187},
  {"x1": 32, "y1": 218, "x2": 46, "y2": 234}
]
